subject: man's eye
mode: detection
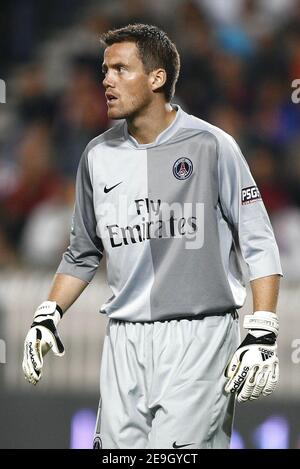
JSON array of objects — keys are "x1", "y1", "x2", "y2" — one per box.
[{"x1": 117, "y1": 66, "x2": 125, "y2": 72}]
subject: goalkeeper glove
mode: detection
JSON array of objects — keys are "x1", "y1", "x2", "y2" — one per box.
[
  {"x1": 224, "y1": 310, "x2": 279, "y2": 402},
  {"x1": 22, "y1": 301, "x2": 65, "y2": 385}
]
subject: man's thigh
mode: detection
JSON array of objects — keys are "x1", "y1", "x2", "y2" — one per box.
[
  {"x1": 94, "y1": 320, "x2": 152, "y2": 449},
  {"x1": 147, "y1": 314, "x2": 239, "y2": 449},
  {"x1": 148, "y1": 378, "x2": 236, "y2": 449}
]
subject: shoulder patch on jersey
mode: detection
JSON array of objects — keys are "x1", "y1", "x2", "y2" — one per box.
[
  {"x1": 173, "y1": 157, "x2": 193, "y2": 180},
  {"x1": 241, "y1": 185, "x2": 261, "y2": 205}
]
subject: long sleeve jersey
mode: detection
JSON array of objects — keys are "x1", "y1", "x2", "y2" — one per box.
[{"x1": 57, "y1": 105, "x2": 282, "y2": 322}]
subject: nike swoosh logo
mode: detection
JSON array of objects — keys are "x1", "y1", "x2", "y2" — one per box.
[
  {"x1": 172, "y1": 442, "x2": 194, "y2": 449},
  {"x1": 104, "y1": 181, "x2": 122, "y2": 193}
]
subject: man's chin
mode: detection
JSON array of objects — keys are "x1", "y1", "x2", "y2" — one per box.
[{"x1": 107, "y1": 109, "x2": 126, "y2": 120}]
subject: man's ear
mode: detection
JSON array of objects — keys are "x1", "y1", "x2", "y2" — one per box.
[{"x1": 149, "y1": 69, "x2": 167, "y2": 92}]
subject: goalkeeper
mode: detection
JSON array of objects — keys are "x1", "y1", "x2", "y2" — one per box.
[{"x1": 22, "y1": 23, "x2": 282, "y2": 449}]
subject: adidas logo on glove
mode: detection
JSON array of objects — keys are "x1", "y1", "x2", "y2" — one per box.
[{"x1": 225, "y1": 311, "x2": 279, "y2": 402}]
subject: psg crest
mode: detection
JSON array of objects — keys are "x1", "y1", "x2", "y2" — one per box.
[{"x1": 173, "y1": 157, "x2": 193, "y2": 180}]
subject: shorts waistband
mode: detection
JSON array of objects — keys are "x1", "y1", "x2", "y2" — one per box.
[
  {"x1": 156, "y1": 308, "x2": 239, "y2": 323},
  {"x1": 110, "y1": 308, "x2": 239, "y2": 325}
]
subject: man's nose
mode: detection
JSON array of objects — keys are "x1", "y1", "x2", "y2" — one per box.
[{"x1": 103, "y1": 72, "x2": 114, "y2": 89}]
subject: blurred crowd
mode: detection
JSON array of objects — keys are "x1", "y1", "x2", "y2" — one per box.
[{"x1": 0, "y1": 0, "x2": 300, "y2": 278}]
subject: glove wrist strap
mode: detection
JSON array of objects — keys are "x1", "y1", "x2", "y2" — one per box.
[
  {"x1": 33, "y1": 301, "x2": 63, "y2": 327},
  {"x1": 243, "y1": 310, "x2": 279, "y2": 337}
]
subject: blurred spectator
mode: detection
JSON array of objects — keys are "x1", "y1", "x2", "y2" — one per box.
[
  {"x1": 272, "y1": 208, "x2": 300, "y2": 280},
  {"x1": 0, "y1": 123, "x2": 63, "y2": 250},
  {"x1": 284, "y1": 136, "x2": 300, "y2": 206},
  {"x1": 209, "y1": 105, "x2": 247, "y2": 143},
  {"x1": 250, "y1": 78, "x2": 300, "y2": 146},
  {"x1": 247, "y1": 146, "x2": 292, "y2": 216},
  {"x1": 15, "y1": 63, "x2": 57, "y2": 124},
  {"x1": 175, "y1": 1, "x2": 215, "y2": 118},
  {"x1": 1, "y1": 0, "x2": 83, "y2": 70},
  {"x1": 20, "y1": 182, "x2": 75, "y2": 268},
  {"x1": 211, "y1": 52, "x2": 249, "y2": 110},
  {"x1": 0, "y1": 231, "x2": 17, "y2": 267},
  {"x1": 199, "y1": 0, "x2": 296, "y2": 27},
  {"x1": 54, "y1": 58, "x2": 108, "y2": 177}
]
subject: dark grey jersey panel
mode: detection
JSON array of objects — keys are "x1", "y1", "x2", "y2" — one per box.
[
  {"x1": 148, "y1": 130, "x2": 235, "y2": 320},
  {"x1": 56, "y1": 134, "x2": 110, "y2": 282}
]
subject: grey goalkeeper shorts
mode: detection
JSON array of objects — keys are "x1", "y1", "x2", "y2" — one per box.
[{"x1": 94, "y1": 311, "x2": 240, "y2": 449}]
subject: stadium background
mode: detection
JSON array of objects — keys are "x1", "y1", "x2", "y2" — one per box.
[{"x1": 1, "y1": 0, "x2": 300, "y2": 449}]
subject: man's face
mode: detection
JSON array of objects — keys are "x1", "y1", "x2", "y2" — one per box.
[{"x1": 102, "y1": 42, "x2": 154, "y2": 119}]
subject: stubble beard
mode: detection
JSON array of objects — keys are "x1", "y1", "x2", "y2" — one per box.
[{"x1": 107, "y1": 91, "x2": 152, "y2": 121}]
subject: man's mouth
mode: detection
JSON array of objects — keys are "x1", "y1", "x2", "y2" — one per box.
[{"x1": 106, "y1": 93, "x2": 118, "y2": 105}]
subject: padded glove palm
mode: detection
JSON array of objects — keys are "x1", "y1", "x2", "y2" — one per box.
[
  {"x1": 225, "y1": 311, "x2": 279, "y2": 402},
  {"x1": 22, "y1": 301, "x2": 64, "y2": 385}
]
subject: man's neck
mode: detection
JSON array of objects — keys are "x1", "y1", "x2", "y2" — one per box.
[{"x1": 126, "y1": 102, "x2": 177, "y2": 144}]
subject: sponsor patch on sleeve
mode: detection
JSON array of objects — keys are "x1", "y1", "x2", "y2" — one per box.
[{"x1": 241, "y1": 186, "x2": 261, "y2": 205}]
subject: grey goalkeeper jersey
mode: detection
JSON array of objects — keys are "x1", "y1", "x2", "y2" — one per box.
[{"x1": 57, "y1": 105, "x2": 282, "y2": 322}]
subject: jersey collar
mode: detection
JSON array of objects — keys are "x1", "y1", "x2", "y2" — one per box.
[{"x1": 123, "y1": 104, "x2": 183, "y2": 149}]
